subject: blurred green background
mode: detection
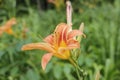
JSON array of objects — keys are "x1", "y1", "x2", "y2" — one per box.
[{"x1": 0, "y1": 0, "x2": 120, "y2": 80}]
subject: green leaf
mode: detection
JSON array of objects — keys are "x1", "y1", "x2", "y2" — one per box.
[
  {"x1": 26, "y1": 69, "x2": 40, "y2": 80},
  {"x1": 53, "y1": 64, "x2": 62, "y2": 79},
  {"x1": 10, "y1": 67, "x2": 19, "y2": 76}
]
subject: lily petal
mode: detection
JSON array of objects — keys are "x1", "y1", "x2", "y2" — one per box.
[
  {"x1": 54, "y1": 23, "x2": 68, "y2": 34},
  {"x1": 21, "y1": 43, "x2": 55, "y2": 53},
  {"x1": 44, "y1": 34, "x2": 53, "y2": 44},
  {"x1": 6, "y1": 29, "x2": 13, "y2": 34},
  {"x1": 41, "y1": 53, "x2": 52, "y2": 70},
  {"x1": 58, "y1": 47, "x2": 70, "y2": 59},
  {"x1": 68, "y1": 30, "x2": 84, "y2": 39},
  {"x1": 5, "y1": 18, "x2": 16, "y2": 28},
  {"x1": 54, "y1": 23, "x2": 71, "y2": 43},
  {"x1": 67, "y1": 39, "x2": 80, "y2": 49}
]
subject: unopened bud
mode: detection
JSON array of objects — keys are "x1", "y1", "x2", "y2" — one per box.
[
  {"x1": 66, "y1": 1, "x2": 72, "y2": 26},
  {"x1": 77, "y1": 22, "x2": 86, "y2": 43}
]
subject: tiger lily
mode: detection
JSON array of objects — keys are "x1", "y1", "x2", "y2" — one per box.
[
  {"x1": 0, "y1": 18, "x2": 16, "y2": 36},
  {"x1": 21, "y1": 23, "x2": 85, "y2": 70}
]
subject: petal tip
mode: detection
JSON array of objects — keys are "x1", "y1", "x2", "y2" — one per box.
[
  {"x1": 21, "y1": 46, "x2": 26, "y2": 51},
  {"x1": 21, "y1": 45, "x2": 30, "y2": 51},
  {"x1": 41, "y1": 53, "x2": 52, "y2": 71}
]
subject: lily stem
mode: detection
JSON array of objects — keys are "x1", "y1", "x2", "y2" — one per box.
[{"x1": 69, "y1": 58, "x2": 84, "y2": 80}]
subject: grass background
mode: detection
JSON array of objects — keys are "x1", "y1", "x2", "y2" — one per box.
[{"x1": 0, "y1": 0, "x2": 120, "y2": 80}]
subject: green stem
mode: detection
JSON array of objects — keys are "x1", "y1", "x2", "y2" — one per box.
[
  {"x1": 69, "y1": 58, "x2": 84, "y2": 80},
  {"x1": 76, "y1": 67, "x2": 82, "y2": 80},
  {"x1": 69, "y1": 58, "x2": 77, "y2": 67}
]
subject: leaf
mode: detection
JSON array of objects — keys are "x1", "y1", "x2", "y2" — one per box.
[
  {"x1": 26, "y1": 69, "x2": 40, "y2": 80},
  {"x1": 10, "y1": 67, "x2": 19, "y2": 76},
  {"x1": 53, "y1": 64, "x2": 62, "y2": 79},
  {"x1": 0, "y1": 51, "x2": 4, "y2": 59},
  {"x1": 63, "y1": 64, "x2": 75, "y2": 80},
  {"x1": 20, "y1": 75, "x2": 27, "y2": 80}
]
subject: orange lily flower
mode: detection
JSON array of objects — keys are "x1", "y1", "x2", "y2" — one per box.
[
  {"x1": 21, "y1": 23, "x2": 84, "y2": 70},
  {"x1": 0, "y1": 18, "x2": 16, "y2": 36}
]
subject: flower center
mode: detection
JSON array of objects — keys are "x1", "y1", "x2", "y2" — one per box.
[{"x1": 57, "y1": 41, "x2": 70, "y2": 59}]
